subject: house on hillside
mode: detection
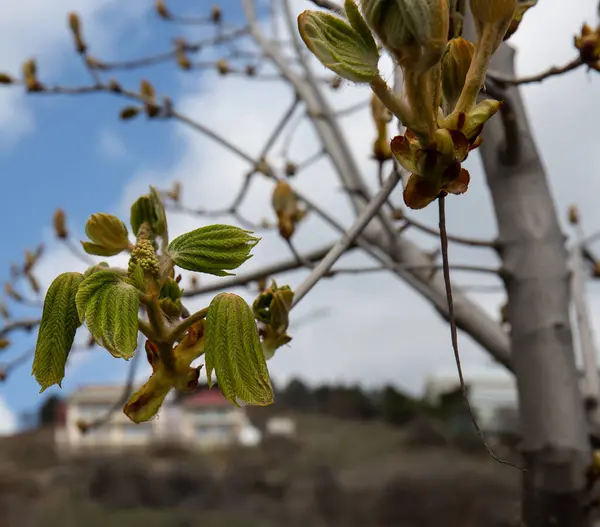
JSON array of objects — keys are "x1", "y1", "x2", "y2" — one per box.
[{"x1": 54, "y1": 384, "x2": 260, "y2": 456}]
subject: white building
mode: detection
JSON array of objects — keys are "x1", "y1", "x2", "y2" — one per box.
[{"x1": 55, "y1": 384, "x2": 259, "y2": 455}]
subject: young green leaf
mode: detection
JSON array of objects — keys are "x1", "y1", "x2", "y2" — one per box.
[
  {"x1": 32, "y1": 272, "x2": 84, "y2": 392},
  {"x1": 204, "y1": 293, "x2": 274, "y2": 406},
  {"x1": 167, "y1": 224, "x2": 260, "y2": 277},
  {"x1": 81, "y1": 213, "x2": 130, "y2": 257},
  {"x1": 76, "y1": 271, "x2": 140, "y2": 359},
  {"x1": 298, "y1": 5, "x2": 380, "y2": 83},
  {"x1": 130, "y1": 186, "x2": 167, "y2": 238},
  {"x1": 149, "y1": 186, "x2": 167, "y2": 239}
]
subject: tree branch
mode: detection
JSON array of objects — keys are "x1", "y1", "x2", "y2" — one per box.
[
  {"x1": 486, "y1": 57, "x2": 584, "y2": 87},
  {"x1": 0, "y1": 318, "x2": 41, "y2": 340},
  {"x1": 292, "y1": 169, "x2": 401, "y2": 307},
  {"x1": 398, "y1": 214, "x2": 498, "y2": 248}
]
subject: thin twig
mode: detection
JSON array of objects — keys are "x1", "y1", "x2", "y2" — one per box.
[
  {"x1": 486, "y1": 57, "x2": 584, "y2": 86},
  {"x1": 438, "y1": 195, "x2": 524, "y2": 471},
  {"x1": 0, "y1": 318, "x2": 41, "y2": 339},
  {"x1": 259, "y1": 95, "x2": 301, "y2": 159},
  {"x1": 400, "y1": 215, "x2": 497, "y2": 248},
  {"x1": 182, "y1": 243, "x2": 340, "y2": 298},
  {"x1": 292, "y1": 169, "x2": 401, "y2": 307},
  {"x1": 82, "y1": 349, "x2": 141, "y2": 432}
]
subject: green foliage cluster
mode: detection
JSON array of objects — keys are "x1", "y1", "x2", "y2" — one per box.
[{"x1": 32, "y1": 187, "x2": 294, "y2": 423}]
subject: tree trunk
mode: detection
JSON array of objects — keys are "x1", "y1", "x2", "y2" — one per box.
[{"x1": 479, "y1": 43, "x2": 591, "y2": 526}]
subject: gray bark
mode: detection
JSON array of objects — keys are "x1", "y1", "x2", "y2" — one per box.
[{"x1": 480, "y1": 43, "x2": 591, "y2": 526}]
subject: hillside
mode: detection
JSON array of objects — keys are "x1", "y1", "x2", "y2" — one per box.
[{"x1": 0, "y1": 413, "x2": 523, "y2": 527}]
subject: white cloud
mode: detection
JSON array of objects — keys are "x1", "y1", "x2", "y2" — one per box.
[
  {"x1": 0, "y1": 0, "x2": 148, "y2": 146},
  {"x1": 98, "y1": 128, "x2": 128, "y2": 162},
  {"x1": 0, "y1": 395, "x2": 17, "y2": 436},
  {"x1": 24, "y1": 0, "x2": 600, "y2": 397}
]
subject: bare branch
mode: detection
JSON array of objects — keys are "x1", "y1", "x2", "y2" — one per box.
[
  {"x1": 0, "y1": 318, "x2": 41, "y2": 340},
  {"x1": 399, "y1": 214, "x2": 498, "y2": 248},
  {"x1": 81, "y1": 347, "x2": 141, "y2": 432},
  {"x1": 486, "y1": 57, "x2": 584, "y2": 87},
  {"x1": 182, "y1": 243, "x2": 339, "y2": 298},
  {"x1": 292, "y1": 169, "x2": 401, "y2": 307},
  {"x1": 95, "y1": 28, "x2": 250, "y2": 71}
]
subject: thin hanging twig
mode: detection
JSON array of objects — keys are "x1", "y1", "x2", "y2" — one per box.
[{"x1": 438, "y1": 194, "x2": 525, "y2": 471}]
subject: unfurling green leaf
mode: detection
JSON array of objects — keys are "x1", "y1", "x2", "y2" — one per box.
[
  {"x1": 205, "y1": 293, "x2": 274, "y2": 406},
  {"x1": 130, "y1": 188, "x2": 167, "y2": 238},
  {"x1": 32, "y1": 272, "x2": 84, "y2": 392},
  {"x1": 75, "y1": 271, "x2": 139, "y2": 359},
  {"x1": 297, "y1": 3, "x2": 380, "y2": 83},
  {"x1": 81, "y1": 213, "x2": 130, "y2": 256},
  {"x1": 167, "y1": 224, "x2": 260, "y2": 277},
  {"x1": 149, "y1": 186, "x2": 167, "y2": 238}
]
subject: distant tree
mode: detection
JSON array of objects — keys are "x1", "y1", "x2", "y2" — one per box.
[
  {"x1": 280, "y1": 378, "x2": 315, "y2": 410},
  {"x1": 379, "y1": 385, "x2": 420, "y2": 426},
  {"x1": 38, "y1": 394, "x2": 62, "y2": 427}
]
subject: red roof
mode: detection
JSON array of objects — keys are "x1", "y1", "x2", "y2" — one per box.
[{"x1": 181, "y1": 389, "x2": 231, "y2": 407}]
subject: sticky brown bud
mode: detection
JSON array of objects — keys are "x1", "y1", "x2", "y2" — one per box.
[
  {"x1": 76, "y1": 420, "x2": 90, "y2": 434},
  {"x1": 140, "y1": 79, "x2": 156, "y2": 100},
  {"x1": 140, "y1": 80, "x2": 160, "y2": 117},
  {"x1": 108, "y1": 78, "x2": 122, "y2": 92},
  {"x1": 190, "y1": 275, "x2": 198, "y2": 288},
  {"x1": 167, "y1": 181, "x2": 181, "y2": 202},
  {"x1": 568, "y1": 205, "x2": 580, "y2": 225},
  {"x1": 285, "y1": 162, "x2": 298, "y2": 177},
  {"x1": 0, "y1": 301, "x2": 10, "y2": 319},
  {"x1": 155, "y1": 0, "x2": 170, "y2": 19},
  {"x1": 330, "y1": 76, "x2": 342, "y2": 90},
  {"x1": 120, "y1": 106, "x2": 141, "y2": 120},
  {"x1": 68, "y1": 12, "x2": 86, "y2": 53},
  {"x1": 26, "y1": 273, "x2": 40, "y2": 294},
  {"x1": 0, "y1": 74, "x2": 13, "y2": 84},
  {"x1": 245, "y1": 65, "x2": 256, "y2": 77},
  {"x1": 211, "y1": 5, "x2": 222, "y2": 24},
  {"x1": 216, "y1": 59, "x2": 230, "y2": 75},
  {"x1": 53, "y1": 209, "x2": 69, "y2": 239},
  {"x1": 442, "y1": 37, "x2": 475, "y2": 113},
  {"x1": 0, "y1": 338, "x2": 9, "y2": 350},
  {"x1": 4, "y1": 284, "x2": 23, "y2": 303},
  {"x1": 22, "y1": 58, "x2": 42, "y2": 92},
  {"x1": 177, "y1": 49, "x2": 191, "y2": 70}
]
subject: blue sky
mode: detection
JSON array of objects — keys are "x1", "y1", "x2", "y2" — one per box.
[{"x1": 1, "y1": 0, "x2": 600, "y2": 433}]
